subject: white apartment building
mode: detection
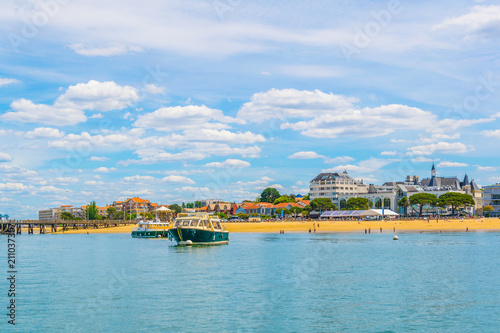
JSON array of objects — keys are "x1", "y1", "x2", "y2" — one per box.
[{"x1": 483, "y1": 184, "x2": 500, "y2": 217}]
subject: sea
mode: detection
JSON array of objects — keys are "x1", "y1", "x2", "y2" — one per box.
[{"x1": 1, "y1": 231, "x2": 500, "y2": 332}]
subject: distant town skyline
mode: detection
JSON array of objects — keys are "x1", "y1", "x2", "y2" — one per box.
[{"x1": 1, "y1": 1, "x2": 500, "y2": 218}]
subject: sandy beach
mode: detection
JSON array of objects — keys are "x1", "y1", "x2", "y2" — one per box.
[{"x1": 21, "y1": 217, "x2": 500, "y2": 235}]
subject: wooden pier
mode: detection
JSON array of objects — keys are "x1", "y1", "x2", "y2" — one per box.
[{"x1": 0, "y1": 219, "x2": 137, "y2": 234}]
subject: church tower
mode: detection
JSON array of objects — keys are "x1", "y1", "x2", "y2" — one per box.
[{"x1": 431, "y1": 162, "x2": 436, "y2": 177}]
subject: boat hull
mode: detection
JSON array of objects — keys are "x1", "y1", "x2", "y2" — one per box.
[
  {"x1": 131, "y1": 230, "x2": 169, "y2": 238},
  {"x1": 169, "y1": 227, "x2": 229, "y2": 245}
]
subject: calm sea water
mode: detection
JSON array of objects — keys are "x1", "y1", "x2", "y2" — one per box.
[{"x1": 1, "y1": 232, "x2": 500, "y2": 332}]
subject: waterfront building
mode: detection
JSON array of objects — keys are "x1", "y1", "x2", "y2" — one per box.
[
  {"x1": 309, "y1": 163, "x2": 483, "y2": 216},
  {"x1": 483, "y1": 184, "x2": 500, "y2": 217}
]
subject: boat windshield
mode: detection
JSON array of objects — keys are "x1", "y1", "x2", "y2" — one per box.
[
  {"x1": 190, "y1": 220, "x2": 199, "y2": 227},
  {"x1": 182, "y1": 220, "x2": 190, "y2": 226}
]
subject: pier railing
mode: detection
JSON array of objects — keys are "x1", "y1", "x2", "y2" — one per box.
[{"x1": 0, "y1": 219, "x2": 138, "y2": 234}]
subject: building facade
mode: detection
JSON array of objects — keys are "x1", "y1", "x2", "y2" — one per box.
[
  {"x1": 483, "y1": 184, "x2": 500, "y2": 217},
  {"x1": 309, "y1": 164, "x2": 483, "y2": 216}
]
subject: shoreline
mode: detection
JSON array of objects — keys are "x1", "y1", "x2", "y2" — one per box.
[{"x1": 14, "y1": 218, "x2": 500, "y2": 235}]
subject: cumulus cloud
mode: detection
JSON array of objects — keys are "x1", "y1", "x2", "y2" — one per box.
[
  {"x1": 2, "y1": 99, "x2": 86, "y2": 126},
  {"x1": 123, "y1": 175, "x2": 156, "y2": 182},
  {"x1": 482, "y1": 129, "x2": 500, "y2": 138},
  {"x1": 407, "y1": 142, "x2": 470, "y2": 155},
  {"x1": 94, "y1": 167, "x2": 117, "y2": 173},
  {"x1": 162, "y1": 175, "x2": 195, "y2": 184},
  {"x1": 438, "y1": 161, "x2": 469, "y2": 167},
  {"x1": 84, "y1": 180, "x2": 105, "y2": 185},
  {"x1": 288, "y1": 151, "x2": 324, "y2": 159},
  {"x1": 134, "y1": 105, "x2": 244, "y2": 132},
  {"x1": 0, "y1": 153, "x2": 13, "y2": 162},
  {"x1": 477, "y1": 166, "x2": 497, "y2": 172},
  {"x1": 25, "y1": 127, "x2": 64, "y2": 139},
  {"x1": 0, "y1": 78, "x2": 20, "y2": 86},
  {"x1": 2, "y1": 80, "x2": 139, "y2": 126},
  {"x1": 322, "y1": 158, "x2": 399, "y2": 174},
  {"x1": 380, "y1": 151, "x2": 398, "y2": 156},
  {"x1": 0, "y1": 182, "x2": 32, "y2": 192},
  {"x1": 143, "y1": 84, "x2": 165, "y2": 94},
  {"x1": 237, "y1": 89, "x2": 493, "y2": 139},
  {"x1": 204, "y1": 159, "x2": 251, "y2": 168}
]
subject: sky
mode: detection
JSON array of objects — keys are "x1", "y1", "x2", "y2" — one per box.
[{"x1": 1, "y1": 0, "x2": 500, "y2": 218}]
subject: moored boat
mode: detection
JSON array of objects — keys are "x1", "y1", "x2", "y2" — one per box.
[
  {"x1": 168, "y1": 213, "x2": 229, "y2": 245},
  {"x1": 131, "y1": 219, "x2": 170, "y2": 238}
]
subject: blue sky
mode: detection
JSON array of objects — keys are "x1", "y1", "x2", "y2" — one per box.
[{"x1": 1, "y1": 0, "x2": 500, "y2": 218}]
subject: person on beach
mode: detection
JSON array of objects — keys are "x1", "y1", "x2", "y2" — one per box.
[
  {"x1": 309, "y1": 228, "x2": 311, "y2": 233},
  {"x1": 368, "y1": 228, "x2": 371, "y2": 234},
  {"x1": 365, "y1": 229, "x2": 367, "y2": 234}
]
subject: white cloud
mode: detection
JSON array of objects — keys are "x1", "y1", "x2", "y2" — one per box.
[
  {"x1": 56, "y1": 80, "x2": 139, "y2": 112},
  {"x1": 411, "y1": 156, "x2": 436, "y2": 163},
  {"x1": 120, "y1": 149, "x2": 206, "y2": 166},
  {"x1": 123, "y1": 175, "x2": 156, "y2": 182},
  {"x1": 0, "y1": 153, "x2": 13, "y2": 162},
  {"x1": 437, "y1": 161, "x2": 469, "y2": 168},
  {"x1": 238, "y1": 88, "x2": 357, "y2": 122},
  {"x1": 69, "y1": 43, "x2": 143, "y2": 56},
  {"x1": 477, "y1": 166, "x2": 498, "y2": 172},
  {"x1": 488, "y1": 177, "x2": 500, "y2": 184},
  {"x1": 0, "y1": 78, "x2": 20, "y2": 86},
  {"x1": 84, "y1": 180, "x2": 105, "y2": 185},
  {"x1": 163, "y1": 175, "x2": 195, "y2": 184},
  {"x1": 2, "y1": 98, "x2": 86, "y2": 126},
  {"x1": 25, "y1": 127, "x2": 64, "y2": 139},
  {"x1": 482, "y1": 129, "x2": 500, "y2": 138},
  {"x1": 2, "y1": 80, "x2": 139, "y2": 126},
  {"x1": 90, "y1": 156, "x2": 110, "y2": 162},
  {"x1": 238, "y1": 89, "x2": 492, "y2": 139},
  {"x1": 433, "y1": 5, "x2": 500, "y2": 39},
  {"x1": 380, "y1": 151, "x2": 397, "y2": 156},
  {"x1": 204, "y1": 159, "x2": 251, "y2": 168},
  {"x1": 55, "y1": 177, "x2": 79, "y2": 184},
  {"x1": 288, "y1": 151, "x2": 324, "y2": 159},
  {"x1": 143, "y1": 84, "x2": 165, "y2": 94},
  {"x1": 0, "y1": 182, "x2": 32, "y2": 192},
  {"x1": 407, "y1": 142, "x2": 470, "y2": 155},
  {"x1": 323, "y1": 156, "x2": 355, "y2": 164},
  {"x1": 90, "y1": 113, "x2": 103, "y2": 119},
  {"x1": 94, "y1": 167, "x2": 117, "y2": 173},
  {"x1": 134, "y1": 105, "x2": 244, "y2": 132},
  {"x1": 38, "y1": 186, "x2": 68, "y2": 194},
  {"x1": 322, "y1": 158, "x2": 399, "y2": 174}
]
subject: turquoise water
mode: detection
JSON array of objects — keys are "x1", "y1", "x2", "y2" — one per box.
[{"x1": 1, "y1": 232, "x2": 500, "y2": 332}]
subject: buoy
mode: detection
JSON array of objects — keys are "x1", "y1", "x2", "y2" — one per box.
[
  {"x1": 393, "y1": 235, "x2": 399, "y2": 240},
  {"x1": 185, "y1": 240, "x2": 193, "y2": 246}
]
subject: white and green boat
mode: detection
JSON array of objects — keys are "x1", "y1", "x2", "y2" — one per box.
[
  {"x1": 131, "y1": 219, "x2": 170, "y2": 238},
  {"x1": 168, "y1": 213, "x2": 229, "y2": 245}
]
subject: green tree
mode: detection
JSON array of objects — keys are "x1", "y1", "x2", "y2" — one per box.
[
  {"x1": 483, "y1": 205, "x2": 494, "y2": 217},
  {"x1": 310, "y1": 198, "x2": 337, "y2": 212},
  {"x1": 107, "y1": 207, "x2": 117, "y2": 219},
  {"x1": 289, "y1": 206, "x2": 303, "y2": 217},
  {"x1": 85, "y1": 201, "x2": 99, "y2": 220},
  {"x1": 260, "y1": 187, "x2": 281, "y2": 203},
  {"x1": 169, "y1": 204, "x2": 182, "y2": 214},
  {"x1": 344, "y1": 197, "x2": 372, "y2": 210},
  {"x1": 275, "y1": 208, "x2": 291, "y2": 217},
  {"x1": 186, "y1": 203, "x2": 194, "y2": 208},
  {"x1": 60, "y1": 212, "x2": 74, "y2": 220},
  {"x1": 409, "y1": 193, "x2": 438, "y2": 216},
  {"x1": 181, "y1": 202, "x2": 186, "y2": 209},
  {"x1": 194, "y1": 201, "x2": 203, "y2": 208},
  {"x1": 302, "y1": 194, "x2": 310, "y2": 200},
  {"x1": 115, "y1": 211, "x2": 125, "y2": 220},
  {"x1": 438, "y1": 192, "x2": 475, "y2": 216},
  {"x1": 273, "y1": 195, "x2": 294, "y2": 205},
  {"x1": 397, "y1": 196, "x2": 409, "y2": 216}
]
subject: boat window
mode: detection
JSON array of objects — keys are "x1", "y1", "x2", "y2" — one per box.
[
  {"x1": 182, "y1": 220, "x2": 190, "y2": 226},
  {"x1": 174, "y1": 221, "x2": 181, "y2": 227},
  {"x1": 190, "y1": 220, "x2": 198, "y2": 227}
]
